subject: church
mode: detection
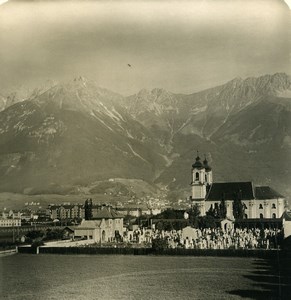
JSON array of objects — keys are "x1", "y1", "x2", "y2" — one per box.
[{"x1": 190, "y1": 154, "x2": 286, "y2": 220}]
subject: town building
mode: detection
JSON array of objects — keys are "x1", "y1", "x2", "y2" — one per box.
[
  {"x1": 0, "y1": 217, "x2": 21, "y2": 227},
  {"x1": 49, "y1": 204, "x2": 84, "y2": 220},
  {"x1": 116, "y1": 207, "x2": 142, "y2": 218},
  {"x1": 1, "y1": 209, "x2": 21, "y2": 219},
  {"x1": 74, "y1": 205, "x2": 124, "y2": 242},
  {"x1": 282, "y1": 211, "x2": 291, "y2": 238},
  {"x1": 116, "y1": 205, "x2": 162, "y2": 218},
  {"x1": 190, "y1": 154, "x2": 287, "y2": 219},
  {"x1": 0, "y1": 210, "x2": 22, "y2": 227}
]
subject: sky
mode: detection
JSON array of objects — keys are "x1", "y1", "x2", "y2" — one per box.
[{"x1": 0, "y1": 0, "x2": 290, "y2": 95}]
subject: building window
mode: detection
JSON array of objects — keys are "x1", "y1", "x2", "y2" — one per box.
[
  {"x1": 205, "y1": 174, "x2": 207, "y2": 182},
  {"x1": 272, "y1": 203, "x2": 276, "y2": 209},
  {"x1": 259, "y1": 204, "x2": 263, "y2": 209},
  {"x1": 272, "y1": 213, "x2": 276, "y2": 219},
  {"x1": 195, "y1": 172, "x2": 199, "y2": 181},
  {"x1": 244, "y1": 214, "x2": 248, "y2": 219},
  {"x1": 260, "y1": 213, "x2": 263, "y2": 219}
]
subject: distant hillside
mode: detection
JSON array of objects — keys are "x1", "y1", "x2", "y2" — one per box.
[{"x1": 0, "y1": 73, "x2": 290, "y2": 204}]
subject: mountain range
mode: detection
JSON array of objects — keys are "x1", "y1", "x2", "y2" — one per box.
[{"x1": 0, "y1": 73, "x2": 290, "y2": 204}]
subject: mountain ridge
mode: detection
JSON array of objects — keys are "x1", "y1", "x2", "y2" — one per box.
[{"x1": 0, "y1": 72, "x2": 290, "y2": 205}]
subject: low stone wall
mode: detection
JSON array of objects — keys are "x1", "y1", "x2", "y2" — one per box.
[
  {"x1": 17, "y1": 246, "x2": 290, "y2": 258},
  {"x1": 0, "y1": 248, "x2": 17, "y2": 255},
  {"x1": 18, "y1": 246, "x2": 38, "y2": 254}
]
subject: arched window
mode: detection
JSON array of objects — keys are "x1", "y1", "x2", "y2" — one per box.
[
  {"x1": 205, "y1": 174, "x2": 207, "y2": 182},
  {"x1": 259, "y1": 213, "x2": 263, "y2": 219},
  {"x1": 272, "y1": 213, "x2": 276, "y2": 219},
  {"x1": 259, "y1": 204, "x2": 263, "y2": 209},
  {"x1": 272, "y1": 203, "x2": 276, "y2": 209},
  {"x1": 244, "y1": 214, "x2": 248, "y2": 219},
  {"x1": 195, "y1": 172, "x2": 199, "y2": 181}
]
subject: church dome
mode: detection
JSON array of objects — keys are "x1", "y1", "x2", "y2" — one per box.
[
  {"x1": 203, "y1": 158, "x2": 212, "y2": 172},
  {"x1": 192, "y1": 156, "x2": 204, "y2": 169}
]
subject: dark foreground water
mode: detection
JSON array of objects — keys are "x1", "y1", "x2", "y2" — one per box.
[{"x1": 1, "y1": 254, "x2": 290, "y2": 299}]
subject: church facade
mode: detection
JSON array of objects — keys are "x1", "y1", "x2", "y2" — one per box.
[{"x1": 190, "y1": 154, "x2": 286, "y2": 219}]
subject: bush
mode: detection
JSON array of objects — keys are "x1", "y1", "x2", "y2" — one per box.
[
  {"x1": 152, "y1": 237, "x2": 169, "y2": 251},
  {"x1": 26, "y1": 230, "x2": 45, "y2": 243},
  {"x1": 44, "y1": 229, "x2": 64, "y2": 241},
  {"x1": 31, "y1": 239, "x2": 44, "y2": 248},
  {"x1": 199, "y1": 215, "x2": 217, "y2": 229},
  {"x1": 282, "y1": 236, "x2": 291, "y2": 250}
]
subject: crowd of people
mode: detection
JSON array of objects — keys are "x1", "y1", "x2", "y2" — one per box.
[{"x1": 126, "y1": 226, "x2": 283, "y2": 250}]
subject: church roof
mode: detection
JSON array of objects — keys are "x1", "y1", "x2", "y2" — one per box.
[
  {"x1": 203, "y1": 158, "x2": 212, "y2": 172},
  {"x1": 255, "y1": 186, "x2": 284, "y2": 199},
  {"x1": 205, "y1": 182, "x2": 284, "y2": 201},
  {"x1": 192, "y1": 156, "x2": 204, "y2": 169},
  {"x1": 94, "y1": 207, "x2": 124, "y2": 219},
  {"x1": 205, "y1": 182, "x2": 254, "y2": 201}
]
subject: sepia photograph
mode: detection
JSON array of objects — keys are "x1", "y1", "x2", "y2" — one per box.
[{"x1": 0, "y1": 0, "x2": 291, "y2": 299}]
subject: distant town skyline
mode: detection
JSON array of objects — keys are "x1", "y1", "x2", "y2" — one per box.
[{"x1": 0, "y1": 0, "x2": 290, "y2": 95}]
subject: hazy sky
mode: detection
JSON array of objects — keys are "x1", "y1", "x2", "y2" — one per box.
[{"x1": 0, "y1": 0, "x2": 290, "y2": 95}]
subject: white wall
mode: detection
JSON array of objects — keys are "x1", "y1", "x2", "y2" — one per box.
[
  {"x1": 204, "y1": 198, "x2": 285, "y2": 219},
  {"x1": 283, "y1": 220, "x2": 291, "y2": 238}
]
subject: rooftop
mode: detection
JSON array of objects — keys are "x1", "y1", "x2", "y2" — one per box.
[
  {"x1": 205, "y1": 182, "x2": 254, "y2": 201},
  {"x1": 205, "y1": 182, "x2": 284, "y2": 201},
  {"x1": 78, "y1": 220, "x2": 102, "y2": 228},
  {"x1": 93, "y1": 207, "x2": 124, "y2": 219},
  {"x1": 255, "y1": 186, "x2": 284, "y2": 199}
]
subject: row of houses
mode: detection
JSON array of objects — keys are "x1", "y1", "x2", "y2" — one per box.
[
  {"x1": 0, "y1": 218, "x2": 21, "y2": 227},
  {"x1": 49, "y1": 203, "x2": 162, "y2": 220},
  {"x1": 0, "y1": 203, "x2": 162, "y2": 227},
  {"x1": 0, "y1": 209, "x2": 50, "y2": 227}
]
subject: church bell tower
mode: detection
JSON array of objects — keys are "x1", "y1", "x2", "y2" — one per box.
[{"x1": 190, "y1": 152, "x2": 213, "y2": 216}]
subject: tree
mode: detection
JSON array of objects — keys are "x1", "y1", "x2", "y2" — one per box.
[
  {"x1": 26, "y1": 230, "x2": 44, "y2": 243},
  {"x1": 84, "y1": 198, "x2": 93, "y2": 220},
  {"x1": 156, "y1": 209, "x2": 184, "y2": 220},
  {"x1": 199, "y1": 215, "x2": 216, "y2": 229},
  {"x1": 31, "y1": 238, "x2": 44, "y2": 249},
  {"x1": 232, "y1": 191, "x2": 244, "y2": 219},
  {"x1": 213, "y1": 203, "x2": 220, "y2": 218},
  {"x1": 152, "y1": 237, "x2": 169, "y2": 251},
  {"x1": 219, "y1": 197, "x2": 227, "y2": 219},
  {"x1": 188, "y1": 204, "x2": 200, "y2": 228},
  {"x1": 156, "y1": 221, "x2": 164, "y2": 231},
  {"x1": 206, "y1": 204, "x2": 215, "y2": 217},
  {"x1": 45, "y1": 229, "x2": 64, "y2": 241}
]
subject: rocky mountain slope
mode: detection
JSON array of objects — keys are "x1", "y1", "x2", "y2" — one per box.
[
  {"x1": 0, "y1": 73, "x2": 290, "y2": 202},
  {"x1": 0, "y1": 77, "x2": 167, "y2": 194}
]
